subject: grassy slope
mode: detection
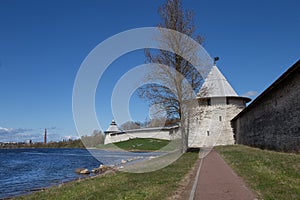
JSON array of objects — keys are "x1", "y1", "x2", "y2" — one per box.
[
  {"x1": 15, "y1": 150, "x2": 198, "y2": 200},
  {"x1": 216, "y1": 145, "x2": 300, "y2": 200},
  {"x1": 97, "y1": 138, "x2": 171, "y2": 151}
]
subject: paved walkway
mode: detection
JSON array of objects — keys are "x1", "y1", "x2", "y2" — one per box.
[{"x1": 190, "y1": 148, "x2": 257, "y2": 200}]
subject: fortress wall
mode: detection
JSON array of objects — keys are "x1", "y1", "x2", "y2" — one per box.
[
  {"x1": 104, "y1": 128, "x2": 180, "y2": 144},
  {"x1": 189, "y1": 104, "x2": 243, "y2": 147},
  {"x1": 232, "y1": 61, "x2": 300, "y2": 152}
]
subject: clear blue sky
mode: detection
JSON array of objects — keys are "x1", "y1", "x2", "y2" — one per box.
[{"x1": 0, "y1": 0, "x2": 299, "y2": 142}]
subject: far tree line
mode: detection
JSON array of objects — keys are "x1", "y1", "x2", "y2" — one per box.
[{"x1": 119, "y1": 118, "x2": 180, "y2": 130}]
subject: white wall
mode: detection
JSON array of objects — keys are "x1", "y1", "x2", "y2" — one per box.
[
  {"x1": 189, "y1": 104, "x2": 243, "y2": 147},
  {"x1": 104, "y1": 128, "x2": 180, "y2": 144}
]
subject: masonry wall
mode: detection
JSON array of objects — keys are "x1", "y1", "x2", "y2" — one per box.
[
  {"x1": 189, "y1": 104, "x2": 244, "y2": 147},
  {"x1": 233, "y1": 64, "x2": 300, "y2": 152},
  {"x1": 104, "y1": 128, "x2": 180, "y2": 144}
]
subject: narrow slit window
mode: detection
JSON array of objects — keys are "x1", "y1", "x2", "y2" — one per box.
[
  {"x1": 207, "y1": 99, "x2": 211, "y2": 106},
  {"x1": 207, "y1": 131, "x2": 210, "y2": 136},
  {"x1": 219, "y1": 116, "x2": 222, "y2": 121}
]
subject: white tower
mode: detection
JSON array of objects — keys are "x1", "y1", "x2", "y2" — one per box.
[
  {"x1": 104, "y1": 120, "x2": 121, "y2": 135},
  {"x1": 189, "y1": 64, "x2": 251, "y2": 147},
  {"x1": 104, "y1": 120, "x2": 124, "y2": 144}
]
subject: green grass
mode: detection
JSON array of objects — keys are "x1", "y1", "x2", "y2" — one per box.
[
  {"x1": 15, "y1": 150, "x2": 198, "y2": 200},
  {"x1": 98, "y1": 138, "x2": 171, "y2": 152},
  {"x1": 215, "y1": 145, "x2": 300, "y2": 200}
]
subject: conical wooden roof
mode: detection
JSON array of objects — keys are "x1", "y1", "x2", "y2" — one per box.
[
  {"x1": 105, "y1": 120, "x2": 121, "y2": 133},
  {"x1": 198, "y1": 65, "x2": 238, "y2": 98}
]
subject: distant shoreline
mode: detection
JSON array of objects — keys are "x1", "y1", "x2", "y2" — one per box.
[
  {"x1": 0, "y1": 146, "x2": 85, "y2": 149},
  {"x1": 0, "y1": 139, "x2": 85, "y2": 149}
]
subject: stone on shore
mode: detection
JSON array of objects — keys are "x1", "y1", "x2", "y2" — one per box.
[
  {"x1": 75, "y1": 168, "x2": 85, "y2": 174},
  {"x1": 79, "y1": 169, "x2": 90, "y2": 174},
  {"x1": 91, "y1": 164, "x2": 112, "y2": 174}
]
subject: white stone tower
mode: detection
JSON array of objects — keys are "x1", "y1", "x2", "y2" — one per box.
[
  {"x1": 104, "y1": 120, "x2": 121, "y2": 135},
  {"x1": 104, "y1": 120, "x2": 124, "y2": 144},
  {"x1": 189, "y1": 64, "x2": 251, "y2": 147}
]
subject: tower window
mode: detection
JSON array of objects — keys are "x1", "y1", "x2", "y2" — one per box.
[
  {"x1": 207, "y1": 99, "x2": 211, "y2": 106},
  {"x1": 207, "y1": 131, "x2": 210, "y2": 136},
  {"x1": 219, "y1": 116, "x2": 222, "y2": 121}
]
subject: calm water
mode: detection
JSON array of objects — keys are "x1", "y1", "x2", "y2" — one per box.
[{"x1": 0, "y1": 148, "x2": 158, "y2": 199}]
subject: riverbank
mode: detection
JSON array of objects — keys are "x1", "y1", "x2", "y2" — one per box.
[
  {"x1": 13, "y1": 150, "x2": 199, "y2": 200},
  {"x1": 0, "y1": 148, "x2": 101, "y2": 199},
  {"x1": 1, "y1": 148, "x2": 166, "y2": 199}
]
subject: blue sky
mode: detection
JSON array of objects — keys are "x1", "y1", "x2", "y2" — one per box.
[{"x1": 0, "y1": 0, "x2": 299, "y2": 142}]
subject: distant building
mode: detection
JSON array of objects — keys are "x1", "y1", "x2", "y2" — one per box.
[
  {"x1": 189, "y1": 64, "x2": 251, "y2": 147},
  {"x1": 25, "y1": 139, "x2": 32, "y2": 144},
  {"x1": 44, "y1": 129, "x2": 47, "y2": 144},
  {"x1": 232, "y1": 60, "x2": 300, "y2": 152}
]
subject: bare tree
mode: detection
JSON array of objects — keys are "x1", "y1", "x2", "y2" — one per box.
[
  {"x1": 120, "y1": 121, "x2": 141, "y2": 130},
  {"x1": 138, "y1": 0, "x2": 205, "y2": 152},
  {"x1": 81, "y1": 130, "x2": 105, "y2": 147}
]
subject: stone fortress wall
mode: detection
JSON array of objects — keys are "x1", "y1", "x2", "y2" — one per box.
[
  {"x1": 189, "y1": 104, "x2": 244, "y2": 147},
  {"x1": 232, "y1": 60, "x2": 300, "y2": 152},
  {"x1": 188, "y1": 95, "x2": 248, "y2": 147},
  {"x1": 104, "y1": 126, "x2": 180, "y2": 144}
]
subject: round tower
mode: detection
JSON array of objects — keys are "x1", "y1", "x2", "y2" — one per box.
[
  {"x1": 189, "y1": 64, "x2": 251, "y2": 147},
  {"x1": 104, "y1": 120, "x2": 122, "y2": 136},
  {"x1": 104, "y1": 120, "x2": 124, "y2": 144}
]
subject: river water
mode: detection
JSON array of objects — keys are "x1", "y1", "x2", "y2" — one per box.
[{"x1": 0, "y1": 148, "x2": 158, "y2": 199}]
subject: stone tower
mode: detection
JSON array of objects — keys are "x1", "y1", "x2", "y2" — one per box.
[
  {"x1": 104, "y1": 120, "x2": 122, "y2": 135},
  {"x1": 44, "y1": 128, "x2": 47, "y2": 144},
  {"x1": 104, "y1": 120, "x2": 124, "y2": 144},
  {"x1": 189, "y1": 64, "x2": 251, "y2": 147}
]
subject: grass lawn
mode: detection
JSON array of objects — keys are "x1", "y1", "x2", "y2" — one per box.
[
  {"x1": 97, "y1": 138, "x2": 171, "y2": 152},
  {"x1": 215, "y1": 145, "x2": 300, "y2": 200},
  {"x1": 15, "y1": 149, "x2": 198, "y2": 200}
]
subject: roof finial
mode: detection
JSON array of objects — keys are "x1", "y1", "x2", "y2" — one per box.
[
  {"x1": 213, "y1": 57, "x2": 219, "y2": 65},
  {"x1": 111, "y1": 119, "x2": 116, "y2": 125}
]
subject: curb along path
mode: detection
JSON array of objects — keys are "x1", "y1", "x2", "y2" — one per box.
[{"x1": 190, "y1": 148, "x2": 257, "y2": 200}]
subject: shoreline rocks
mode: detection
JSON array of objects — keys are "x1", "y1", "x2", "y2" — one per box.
[
  {"x1": 80, "y1": 169, "x2": 90, "y2": 174},
  {"x1": 75, "y1": 156, "x2": 145, "y2": 175},
  {"x1": 91, "y1": 164, "x2": 112, "y2": 174},
  {"x1": 75, "y1": 168, "x2": 90, "y2": 175},
  {"x1": 75, "y1": 168, "x2": 85, "y2": 174}
]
